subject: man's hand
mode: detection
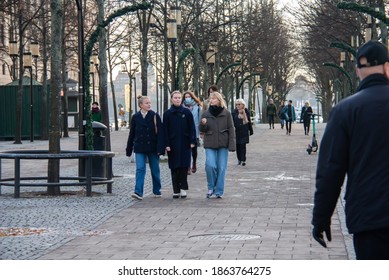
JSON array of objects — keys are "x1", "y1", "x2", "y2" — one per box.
[{"x1": 312, "y1": 225, "x2": 331, "y2": 248}]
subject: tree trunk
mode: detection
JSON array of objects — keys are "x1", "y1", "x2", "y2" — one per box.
[
  {"x1": 40, "y1": 0, "x2": 49, "y2": 140},
  {"x1": 47, "y1": 0, "x2": 63, "y2": 196},
  {"x1": 107, "y1": 29, "x2": 119, "y2": 131},
  {"x1": 97, "y1": 0, "x2": 111, "y2": 151},
  {"x1": 61, "y1": 5, "x2": 69, "y2": 138},
  {"x1": 14, "y1": 8, "x2": 24, "y2": 145},
  {"x1": 140, "y1": 10, "x2": 149, "y2": 96}
]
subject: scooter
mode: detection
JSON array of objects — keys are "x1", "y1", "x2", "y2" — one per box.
[{"x1": 306, "y1": 114, "x2": 320, "y2": 155}]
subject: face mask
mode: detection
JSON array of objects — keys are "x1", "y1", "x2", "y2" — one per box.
[{"x1": 185, "y1": 97, "x2": 192, "y2": 103}]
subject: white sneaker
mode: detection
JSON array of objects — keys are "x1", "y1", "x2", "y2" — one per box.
[
  {"x1": 131, "y1": 193, "x2": 143, "y2": 200},
  {"x1": 180, "y1": 190, "x2": 187, "y2": 198},
  {"x1": 173, "y1": 193, "x2": 180, "y2": 199}
]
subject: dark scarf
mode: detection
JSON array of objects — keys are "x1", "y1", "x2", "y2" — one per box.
[
  {"x1": 209, "y1": 105, "x2": 224, "y2": 117},
  {"x1": 92, "y1": 107, "x2": 100, "y2": 113},
  {"x1": 357, "y1": 74, "x2": 389, "y2": 92}
]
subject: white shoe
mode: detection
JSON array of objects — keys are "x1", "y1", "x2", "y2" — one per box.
[
  {"x1": 180, "y1": 190, "x2": 187, "y2": 198},
  {"x1": 131, "y1": 193, "x2": 143, "y2": 200},
  {"x1": 173, "y1": 193, "x2": 180, "y2": 199}
]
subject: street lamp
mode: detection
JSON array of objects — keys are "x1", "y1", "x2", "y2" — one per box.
[
  {"x1": 9, "y1": 41, "x2": 18, "y2": 80},
  {"x1": 23, "y1": 52, "x2": 34, "y2": 142},
  {"x1": 340, "y1": 52, "x2": 346, "y2": 68},
  {"x1": 90, "y1": 53, "x2": 98, "y2": 103},
  {"x1": 365, "y1": 15, "x2": 373, "y2": 41},
  {"x1": 206, "y1": 49, "x2": 215, "y2": 85},
  {"x1": 122, "y1": 61, "x2": 139, "y2": 123},
  {"x1": 167, "y1": 17, "x2": 177, "y2": 91},
  {"x1": 30, "y1": 41, "x2": 39, "y2": 80}
]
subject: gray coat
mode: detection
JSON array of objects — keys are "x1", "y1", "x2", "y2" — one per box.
[{"x1": 199, "y1": 108, "x2": 236, "y2": 151}]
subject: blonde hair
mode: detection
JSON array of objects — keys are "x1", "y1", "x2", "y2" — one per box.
[
  {"x1": 137, "y1": 95, "x2": 150, "y2": 107},
  {"x1": 235, "y1": 98, "x2": 246, "y2": 108},
  {"x1": 170, "y1": 90, "x2": 182, "y2": 99},
  {"x1": 209, "y1": 91, "x2": 227, "y2": 108},
  {"x1": 305, "y1": 101, "x2": 310, "y2": 106}
]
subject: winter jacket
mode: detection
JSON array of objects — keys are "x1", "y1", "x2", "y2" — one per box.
[
  {"x1": 301, "y1": 106, "x2": 313, "y2": 123},
  {"x1": 282, "y1": 105, "x2": 296, "y2": 122},
  {"x1": 199, "y1": 108, "x2": 236, "y2": 151},
  {"x1": 232, "y1": 108, "x2": 253, "y2": 144},
  {"x1": 126, "y1": 110, "x2": 165, "y2": 156},
  {"x1": 312, "y1": 73, "x2": 389, "y2": 234},
  {"x1": 266, "y1": 103, "x2": 277, "y2": 116},
  {"x1": 163, "y1": 105, "x2": 196, "y2": 169}
]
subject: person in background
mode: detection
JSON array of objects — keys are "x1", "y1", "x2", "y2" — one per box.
[
  {"x1": 203, "y1": 85, "x2": 219, "y2": 111},
  {"x1": 277, "y1": 103, "x2": 285, "y2": 129},
  {"x1": 91, "y1": 101, "x2": 102, "y2": 122},
  {"x1": 312, "y1": 40, "x2": 389, "y2": 259},
  {"x1": 282, "y1": 100, "x2": 296, "y2": 135},
  {"x1": 182, "y1": 91, "x2": 203, "y2": 174},
  {"x1": 199, "y1": 91, "x2": 235, "y2": 199},
  {"x1": 126, "y1": 96, "x2": 165, "y2": 200},
  {"x1": 232, "y1": 98, "x2": 253, "y2": 166},
  {"x1": 163, "y1": 91, "x2": 196, "y2": 199},
  {"x1": 266, "y1": 98, "x2": 277, "y2": 129},
  {"x1": 300, "y1": 101, "x2": 313, "y2": 135}
]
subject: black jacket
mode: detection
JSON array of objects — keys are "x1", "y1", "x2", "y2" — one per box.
[
  {"x1": 126, "y1": 110, "x2": 165, "y2": 157},
  {"x1": 312, "y1": 74, "x2": 389, "y2": 234},
  {"x1": 232, "y1": 108, "x2": 253, "y2": 144}
]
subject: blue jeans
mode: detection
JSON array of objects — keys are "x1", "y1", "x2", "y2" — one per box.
[
  {"x1": 205, "y1": 148, "x2": 228, "y2": 196},
  {"x1": 134, "y1": 153, "x2": 161, "y2": 196}
]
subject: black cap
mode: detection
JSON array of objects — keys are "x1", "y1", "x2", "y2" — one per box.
[{"x1": 356, "y1": 40, "x2": 389, "y2": 68}]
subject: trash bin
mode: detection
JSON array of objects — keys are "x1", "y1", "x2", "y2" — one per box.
[{"x1": 91, "y1": 121, "x2": 107, "y2": 178}]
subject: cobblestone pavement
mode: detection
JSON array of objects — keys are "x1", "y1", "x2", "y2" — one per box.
[{"x1": 0, "y1": 123, "x2": 355, "y2": 260}]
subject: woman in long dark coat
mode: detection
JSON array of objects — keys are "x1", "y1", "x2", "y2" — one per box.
[
  {"x1": 163, "y1": 91, "x2": 196, "y2": 199},
  {"x1": 300, "y1": 101, "x2": 313, "y2": 135},
  {"x1": 232, "y1": 98, "x2": 253, "y2": 166}
]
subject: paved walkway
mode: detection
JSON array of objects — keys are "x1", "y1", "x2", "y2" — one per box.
[{"x1": 0, "y1": 123, "x2": 354, "y2": 260}]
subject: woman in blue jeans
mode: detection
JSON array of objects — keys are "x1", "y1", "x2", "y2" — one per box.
[
  {"x1": 126, "y1": 96, "x2": 165, "y2": 200},
  {"x1": 199, "y1": 92, "x2": 236, "y2": 198}
]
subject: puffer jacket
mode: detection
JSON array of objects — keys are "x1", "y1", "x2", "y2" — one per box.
[{"x1": 199, "y1": 108, "x2": 236, "y2": 151}]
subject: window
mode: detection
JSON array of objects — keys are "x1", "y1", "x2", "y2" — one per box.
[{"x1": 0, "y1": 23, "x2": 4, "y2": 47}]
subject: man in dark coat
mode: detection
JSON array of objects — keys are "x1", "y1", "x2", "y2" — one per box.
[{"x1": 312, "y1": 40, "x2": 389, "y2": 259}]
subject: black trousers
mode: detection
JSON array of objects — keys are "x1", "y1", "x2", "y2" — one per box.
[
  {"x1": 191, "y1": 143, "x2": 198, "y2": 164},
  {"x1": 285, "y1": 120, "x2": 292, "y2": 133},
  {"x1": 303, "y1": 119, "x2": 311, "y2": 134},
  {"x1": 353, "y1": 228, "x2": 389, "y2": 260},
  {"x1": 236, "y1": 143, "x2": 247, "y2": 162},
  {"x1": 171, "y1": 168, "x2": 189, "y2": 194},
  {"x1": 268, "y1": 115, "x2": 275, "y2": 128}
]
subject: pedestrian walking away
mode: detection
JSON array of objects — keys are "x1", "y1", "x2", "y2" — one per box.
[
  {"x1": 126, "y1": 96, "x2": 165, "y2": 200},
  {"x1": 266, "y1": 98, "x2": 277, "y2": 129},
  {"x1": 232, "y1": 98, "x2": 253, "y2": 166},
  {"x1": 300, "y1": 101, "x2": 313, "y2": 135},
  {"x1": 163, "y1": 91, "x2": 196, "y2": 199},
  {"x1": 182, "y1": 91, "x2": 203, "y2": 175},
  {"x1": 312, "y1": 40, "x2": 389, "y2": 260},
  {"x1": 199, "y1": 91, "x2": 235, "y2": 199},
  {"x1": 282, "y1": 100, "x2": 296, "y2": 135}
]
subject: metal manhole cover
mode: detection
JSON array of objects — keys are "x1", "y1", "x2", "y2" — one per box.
[{"x1": 189, "y1": 234, "x2": 261, "y2": 241}]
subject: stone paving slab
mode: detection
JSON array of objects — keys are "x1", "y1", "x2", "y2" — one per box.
[{"x1": 0, "y1": 123, "x2": 354, "y2": 260}]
